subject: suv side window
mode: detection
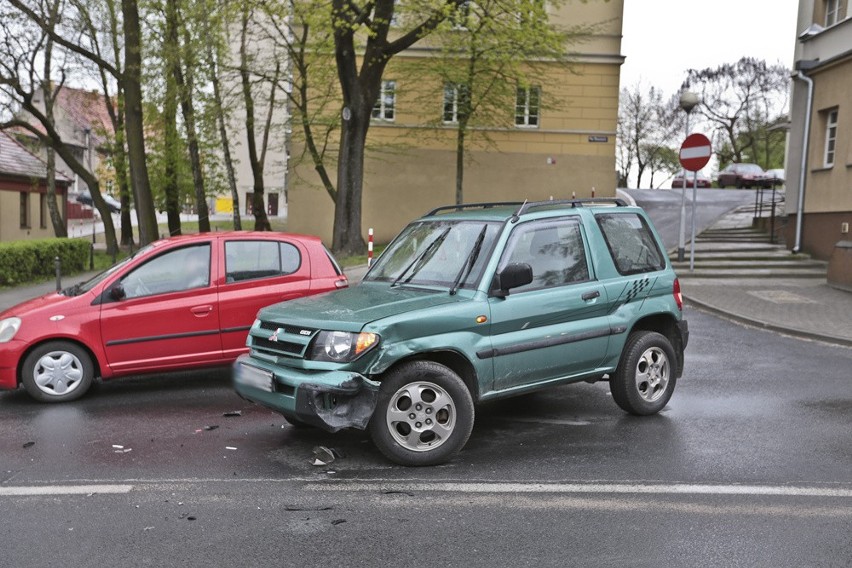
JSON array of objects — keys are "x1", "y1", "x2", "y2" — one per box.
[
  {"x1": 225, "y1": 240, "x2": 302, "y2": 283},
  {"x1": 498, "y1": 218, "x2": 589, "y2": 292},
  {"x1": 595, "y1": 213, "x2": 665, "y2": 275}
]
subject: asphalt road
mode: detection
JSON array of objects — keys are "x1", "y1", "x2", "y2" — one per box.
[{"x1": 2, "y1": 307, "x2": 851, "y2": 567}]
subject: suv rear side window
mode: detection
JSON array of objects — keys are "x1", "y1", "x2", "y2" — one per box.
[
  {"x1": 499, "y1": 218, "x2": 590, "y2": 292},
  {"x1": 595, "y1": 213, "x2": 665, "y2": 275},
  {"x1": 225, "y1": 240, "x2": 301, "y2": 283}
]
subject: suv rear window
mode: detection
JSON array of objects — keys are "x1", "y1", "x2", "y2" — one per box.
[{"x1": 595, "y1": 213, "x2": 665, "y2": 275}]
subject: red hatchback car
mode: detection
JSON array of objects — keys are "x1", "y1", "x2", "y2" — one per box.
[{"x1": 0, "y1": 232, "x2": 347, "y2": 402}]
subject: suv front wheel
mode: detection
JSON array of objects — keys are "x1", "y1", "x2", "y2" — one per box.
[
  {"x1": 369, "y1": 361, "x2": 474, "y2": 466},
  {"x1": 610, "y1": 331, "x2": 677, "y2": 416}
]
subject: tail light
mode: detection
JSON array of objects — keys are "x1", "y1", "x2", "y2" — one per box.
[{"x1": 673, "y1": 278, "x2": 683, "y2": 311}]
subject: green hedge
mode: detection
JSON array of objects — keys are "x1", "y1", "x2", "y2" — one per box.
[{"x1": 0, "y1": 238, "x2": 90, "y2": 286}]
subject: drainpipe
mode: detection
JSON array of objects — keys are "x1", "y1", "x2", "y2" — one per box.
[{"x1": 793, "y1": 62, "x2": 818, "y2": 253}]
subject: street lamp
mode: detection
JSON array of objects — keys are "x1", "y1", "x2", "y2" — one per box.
[{"x1": 677, "y1": 91, "x2": 699, "y2": 262}]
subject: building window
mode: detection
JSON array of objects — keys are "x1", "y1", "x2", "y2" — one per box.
[
  {"x1": 39, "y1": 193, "x2": 47, "y2": 229},
  {"x1": 515, "y1": 85, "x2": 540, "y2": 127},
  {"x1": 443, "y1": 83, "x2": 469, "y2": 124},
  {"x1": 20, "y1": 192, "x2": 30, "y2": 229},
  {"x1": 824, "y1": 108, "x2": 838, "y2": 167},
  {"x1": 825, "y1": 0, "x2": 840, "y2": 25},
  {"x1": 372, "y1": 81, "x2": 396, "y2": 122}
]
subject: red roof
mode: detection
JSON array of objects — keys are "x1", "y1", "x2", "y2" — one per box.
[{"x1": 0, "y1": 130, "x2": 71, "y2": 183}]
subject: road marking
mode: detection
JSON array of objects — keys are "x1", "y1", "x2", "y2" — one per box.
[
  {"x1": 304, "y1": 481, "x2": 852, "y2": 498},
  {"x1": 0, "y1": 485, "x2": 133, "y2": 496}
]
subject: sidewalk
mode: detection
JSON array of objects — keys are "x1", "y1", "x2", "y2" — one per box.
[
  {"x1": 3, "y1": 211, "x2": 851, "y2": 348},
  {"x1": 673, "y1": 206, "x2": 852, "y2": 348}
]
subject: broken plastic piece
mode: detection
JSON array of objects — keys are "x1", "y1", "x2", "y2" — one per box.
[
  {"x1": 22, "y1": 441, "x2": 34, "y2": 448},
  {"x1": 225, "y1": 446, "x2": 237, "y2": 451},
  {"x1": 311, "y1": 446, "x2": 335, "y2": 466},
  {"x1": 223, "y1": 410, "x2": 242, "y2": 417}
]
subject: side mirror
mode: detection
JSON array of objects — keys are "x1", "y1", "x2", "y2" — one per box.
[
  {"x1": 492, "y1": 263, "x2": 533, "y2": 298},
  {"x1": 109, "y1": 284, "x2": 126, "y2": 301}
]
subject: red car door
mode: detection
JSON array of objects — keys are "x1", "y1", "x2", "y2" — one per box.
[
  {"x1": 217, "y1": 237, "x2": 316, "y2": 359},
  {"x1": 99, "y1": 242, "x2": 223, "y2": 374}
]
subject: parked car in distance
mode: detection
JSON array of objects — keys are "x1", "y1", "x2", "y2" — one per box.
[
  {"x1": 0, "y1": 232, "x2": 347, "y2": 402},
  {"x1": 671, "y1": 171, "x2": 712, "y2": 189},
  {"x1": 75, "y1": 190, "x2": 122, "y2": 214},
  {"x1": 234, "y1": 199, "x2": 688, "y2": 466},
  {"x1": 716, "y1": 163, "x2": 769, "y2": 189},
  {"x1": 764, "y1": 169, "x2": 785, "y2": 186}
]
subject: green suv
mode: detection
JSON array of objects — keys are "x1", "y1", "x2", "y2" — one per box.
[{"x1": 233, "y1": 199, "x2": 688, "y2": 466}]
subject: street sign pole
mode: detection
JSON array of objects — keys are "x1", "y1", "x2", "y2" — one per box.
[{"x1": 678, "y1": 133, "x2": 713, "y2": 272}]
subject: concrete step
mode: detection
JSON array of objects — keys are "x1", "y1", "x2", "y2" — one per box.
[
  {"x1": 672, "y1": 260, "x2": 827, "y2": 271},
  {"x1": 675, "y1": 267, "x2": 827, "y2": 279}
]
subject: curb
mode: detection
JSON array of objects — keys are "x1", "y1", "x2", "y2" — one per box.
[{"x1": 684, "y1": 294, "x2": 852, "y2": 349}]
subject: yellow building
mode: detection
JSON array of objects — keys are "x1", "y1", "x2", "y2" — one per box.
[
  {"x1": 286, "y1": 0, "x2": 625, "y2": 244},
  {"x1": 786, "y1": 0, "x2": 852, "y2": 260}
]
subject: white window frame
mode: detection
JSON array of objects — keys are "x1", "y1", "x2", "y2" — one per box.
[
  {"x1": 372, "y1": 80, "x2": 396, "y2": 122},
  {"x1": 825, "y1": 0, "x2": 840, "y2": 26},
  {"x1": 824, "y1": 108, "x2": 838, "y2": 167},
  {"x1": 515, "y1": 86, "x2": 541, "y2": 128},
  {"x1": 443, "y1": 83, "x2": 469, "y2": 124}
]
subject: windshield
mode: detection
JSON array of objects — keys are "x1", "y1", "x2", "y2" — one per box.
[{"x1": 365, "y1": 220, "x2": 500, "y2": 290}]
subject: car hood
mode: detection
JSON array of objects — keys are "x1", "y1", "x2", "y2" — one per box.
[
  {"x1": 257, "y1": 281, "x2": 466, "y2": 330},
  {"x1": 0, "y1": 290, "x2": 81, "y2": 320}
]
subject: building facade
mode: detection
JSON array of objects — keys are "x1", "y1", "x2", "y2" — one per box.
[
  {"x1": 786, "y1": 0, "x2": 852, "y2": 259},
  {"x1": 284, "y1": 0, "x2": 625, "y2": 244},
  {"x1": 0, "y1": 131, "x2": 72, "y2": 241}
]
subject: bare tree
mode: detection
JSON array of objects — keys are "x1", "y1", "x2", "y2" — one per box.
[{"x1": 684, "y1": 57, "x2": 789, "y2": 168}]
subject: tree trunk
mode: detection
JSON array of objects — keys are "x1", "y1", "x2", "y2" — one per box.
[
  {"x1": 113, "y1": 96, "x2": 134, "y2": 247},
  {"x1": 45, "y1": 147, "x2": 67, "y2": 237},
  {"x1": 332, "y1": 104, "x2": 368, "y2": 255},
  {"x1": 163, "y1": 55, "x2": 182, "y2": 237},
  {"x1": 171, "y1": 4, "x2": 210, "y2": 233},
  {"x1": 206, "y1": 41, "x2": 241, "y2": 230},
  {"x1": 122, "y1": 0, "x2": 158, "y2": 244}
]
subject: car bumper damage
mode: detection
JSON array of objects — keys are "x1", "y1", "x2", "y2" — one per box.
[{"x1": 232, "y1": 355, "x2": 379, "y2": 432}]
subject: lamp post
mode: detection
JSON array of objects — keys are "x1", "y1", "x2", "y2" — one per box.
[{"x1": 677, "y1": 90, "x2": 699, "y2": 262}]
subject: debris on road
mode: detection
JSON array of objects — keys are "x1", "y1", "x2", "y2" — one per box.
[
  {"x1": 311, "y1": 446, "x2": 335, "y2": 466},
  {"x1": 22, "y1": 441, "x2": 34, "y2": 448},
  {"x1": 223, "y1": 410, "x2": 242, "y2": 417}
]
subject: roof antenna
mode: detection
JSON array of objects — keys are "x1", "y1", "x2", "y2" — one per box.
[{"x1": 510, "y1": 199, "x2": 528, "y2": 223}]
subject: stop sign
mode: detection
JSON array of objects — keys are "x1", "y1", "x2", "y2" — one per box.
[{"x1": 679, "y1": 133, "x2": 712, "y2": 172}]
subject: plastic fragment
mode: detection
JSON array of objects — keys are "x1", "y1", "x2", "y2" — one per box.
[
  {"x1": 311, "y1": 446, "x2": 335, "y2": 466},
  {"x1": 22, "y1": 441, "x2": 35, "y2": 448},
  {"x1": 223, "y1": 410, "x2": 242, "y2": 417},
  {"x1": 225, "y1": 446, "x2": 237, "y2": 451}
]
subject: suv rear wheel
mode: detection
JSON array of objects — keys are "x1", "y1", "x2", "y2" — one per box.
[
  {"x1": 611, "y1": 331, "x2": 676, "y2": 416},
  {"x1": 369, "y1": 361, "x2": 474, "y2": 466}
]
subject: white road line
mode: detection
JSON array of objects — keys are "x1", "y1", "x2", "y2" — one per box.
[
  {"x1": 0, "y1": 485, "x2": 133, "y2": 496},
  {"x1": 304, "y1": 482, "x2": 852, "y2": 498}
]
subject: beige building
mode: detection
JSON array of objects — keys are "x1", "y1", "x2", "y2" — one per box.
[
  {"x1": 285, "y1": 0, "x2": 625, "y2": 244},
  {"x1": 786, "y1": 0, "x2": 852, "y2": 259},
  {"x1": 0, "y1": 131, "x2": 71, "y2": 241}
]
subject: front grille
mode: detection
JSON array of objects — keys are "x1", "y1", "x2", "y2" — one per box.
[{"x1": 250, "y1": 320, "x2": 317, "y2": 359}]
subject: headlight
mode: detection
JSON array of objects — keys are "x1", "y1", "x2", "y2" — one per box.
[
  {"x1": 310, "y1": 331, "x2": 379, "y2": 362},
  {"x1": 0, "y1": 317, "x2": 22, "y2": 343}
]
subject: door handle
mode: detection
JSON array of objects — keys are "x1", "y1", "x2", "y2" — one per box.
[
  {"x1": 582, "y1": 290, "x2": 601, "y2": 301},
  {"x1": 191, "y1": 305, "x2": 213, "y2": 316}
]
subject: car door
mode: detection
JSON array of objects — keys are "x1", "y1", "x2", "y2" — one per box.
[
  {"x1": 99, "y1": 242, "x2": 223, "y2": 373},
  {"x1": 485, "y1": 218, "x2": 611, "y2": 393},
  {"x1": 217, "y1": 238, "x2": 316, "y2": 359}
]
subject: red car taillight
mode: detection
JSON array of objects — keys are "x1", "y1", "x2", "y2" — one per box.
[{"x1": 673, "y1": 278, "x2": 683, "y2": 311}]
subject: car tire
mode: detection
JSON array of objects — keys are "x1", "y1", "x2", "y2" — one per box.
[
  {"x1": 610, "y1": 331, "x2": 676, "y2": 416},
  {"x1": 368, "y1": 361, "x2": 474, "y2": 466},
  {"x1": 21, "y1": 341, "x2": 94, "y2": 403}
]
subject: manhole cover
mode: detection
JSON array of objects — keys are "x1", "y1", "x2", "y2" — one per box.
[{"x1": 746, "y1": 290, "x2": 816, "y2": 304}]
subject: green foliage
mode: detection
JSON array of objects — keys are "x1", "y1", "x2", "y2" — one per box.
[{"x1": 0, "y1": 239, "x2": 89, "y2": 286}]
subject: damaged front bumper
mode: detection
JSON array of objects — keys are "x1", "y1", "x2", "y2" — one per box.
[{"x1": 232, "y1": 355, "x2": 380, "y2": 432}]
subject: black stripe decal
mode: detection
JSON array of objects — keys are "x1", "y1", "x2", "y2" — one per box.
[
  {"x1": 476, "y1": 326, "x2": 624, "y2": 360},
  {"x1": 106, "y1": 329, "x2": 221, "y2": 346}
]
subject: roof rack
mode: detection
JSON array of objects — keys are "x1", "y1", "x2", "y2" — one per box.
[
  {"x1": 511, "y1": 198, "x2": 627, "y2": 220},
  {"x1": 425, "y1": 201, "x2": 525, "y2": 216}
]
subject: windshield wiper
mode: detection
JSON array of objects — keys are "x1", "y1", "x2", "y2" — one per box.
[
  {"x1": 390, "y1": 227, "x2": 451, "y2": 288},
  {"x1": 449, "y1": 225, "x2": 488, "y2": 296}
]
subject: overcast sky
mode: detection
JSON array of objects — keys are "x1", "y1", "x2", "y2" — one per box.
[{"x1": 619, "y1": 0, "x2": 800, "y2": 95}]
